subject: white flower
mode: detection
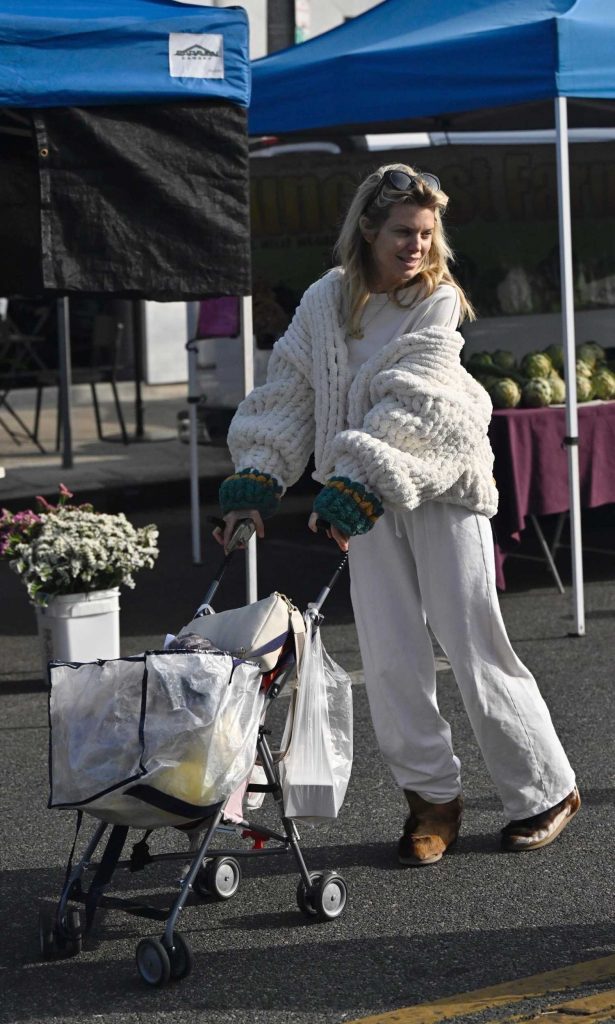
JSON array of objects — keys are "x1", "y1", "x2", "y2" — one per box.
[{"x1": 11, "y1": 507, "x2": 159, "y2": 606}]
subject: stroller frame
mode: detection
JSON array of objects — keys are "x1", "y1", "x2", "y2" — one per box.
[{"x1": 39, "y1": 519, "x2": 349, "y2": 987}]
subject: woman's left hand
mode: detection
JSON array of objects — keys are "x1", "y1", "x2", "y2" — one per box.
[{"x1": 308, "y1": 512, "x2": 349, "y2": 552}]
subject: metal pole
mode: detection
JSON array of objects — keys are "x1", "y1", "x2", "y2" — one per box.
[
  {"x1": 554, "y1": 96, "x2": 585, "y2": 636},
  {"x1": 57, "y1": 297, "x2": 73, "y2": 470},
  {"x1": 131, "y1": 301, "x2": 146, "y2": 439},
  {"x1": 241, "y1": 295, "x2": 258, "y2": 604},
  {"x1": 186, "y1": 302, "x2": 202, "y2": 565},
  {"x1": 267, "y1": 0, "x2": 295, "y2": 52}
]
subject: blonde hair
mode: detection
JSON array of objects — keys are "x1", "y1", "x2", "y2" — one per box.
[{"x1": 333, "y1": 162, "x2": 476, "y2": 337}]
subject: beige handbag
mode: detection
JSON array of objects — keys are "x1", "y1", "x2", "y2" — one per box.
[{"x1": 178, "y1": 592, "x2": 304, "y2": 672}]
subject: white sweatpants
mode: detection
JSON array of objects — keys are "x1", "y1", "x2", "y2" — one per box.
[{"x1": 348, "y1": 502, "x2": 575, "y2": 821}]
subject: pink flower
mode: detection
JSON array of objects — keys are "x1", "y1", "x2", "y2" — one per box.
[{"x1": 13, "y1": 510, "x2": 40, "y2": 526}]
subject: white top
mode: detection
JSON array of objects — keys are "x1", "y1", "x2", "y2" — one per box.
[{"x1": 346, "y1": 283, "x2": 461, "y2": 380}]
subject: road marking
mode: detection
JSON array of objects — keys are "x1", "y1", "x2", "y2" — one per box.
[
  {"x1": 347, "y1": 953, "x2": 615, "y2": 1024},
  {"x1": 488, "y1": 987, "x2": 615, "y2": 1021}
]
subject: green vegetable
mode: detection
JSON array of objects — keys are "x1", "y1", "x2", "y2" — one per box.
[
  {"x1": 543, "y1": 344, "x2": 564, "y2": 373},
  {"x1": 591, "y1": 367, "x2": 615, "y2": 400},
  {"x1": 576, "y1": 358, "x2": 593, "y2": 379},
  {"x1": 520, "y1": 352, "x2": 552, "y2": 379},
  {"x1": 548, "y1": 371, "x2": 566, "y2": 404},
  {"x1": 522, "y1": 378, "x2": 552, "y2": 407},
  {"x1": 577, "y1": 340, "x2": 605, "y2": 369},
  {"x1": 489, "y1": 378, "x2": 522, "y2": 409},
  {"x1": 576, "y1": 376, "x2": 593, "y2": 402},
  {"x1": 491, "y1": 350, "x2": 517, "y2": 372},
  {"x1": 467, "y1": 352, "x2": 494, "y2": 373}
]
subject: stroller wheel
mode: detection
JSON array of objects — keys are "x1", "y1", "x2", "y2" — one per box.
[
  {"x1": 312, "y1": 871, "x2": 348, "y2": 921},
  {"x1": 38, "y1": 907, "x2": 83, "y2": 959},
  {"x1": 296, "y1": 872, "x2": 322, "y2": 917},
  {"x1": 62, "y1": 908, "x2": 83, "y2": 956},
  {"x1": 136, "y1": 937, "x2": 171, "y2": 987},
  {"x1": 197, "y1": 856, "x2": 242, "y2": 901},
  {"x1": 165, "y1": 931, "x2": 193, "y2": 981},
  {"x1": 38, "y1": 908, "x2": 58, "y2": 959}
]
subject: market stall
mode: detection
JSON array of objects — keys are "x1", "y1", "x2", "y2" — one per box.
[
  {"x1": 249, "y1": 0, "x2": 615, "y2": 635},
  {"x1": 0, "y1": 0, "x2": 251, "y2": 517},
  {"x1": 490, "y1": 401, "x2": 615, "y2": 590}
]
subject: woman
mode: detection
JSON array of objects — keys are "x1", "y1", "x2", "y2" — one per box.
[{"x1": 214, "y1": 164, "x2": 580, "y2": 865}]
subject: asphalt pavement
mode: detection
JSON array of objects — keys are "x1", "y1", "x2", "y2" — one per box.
[{"x1": 1, "y1": 385, "x2": 615, "y2": 1024}]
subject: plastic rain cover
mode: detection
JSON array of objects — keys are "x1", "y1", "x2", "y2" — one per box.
[{"x1": 48, "y1": 650, "x2": 264, "y2": 828}]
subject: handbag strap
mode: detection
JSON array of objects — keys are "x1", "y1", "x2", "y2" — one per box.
[
  {"x1": 268, "y1": 608, "x2": 307, "y2": 763},
  {"x1": 290, "y1": 607, "x2": 306, "y2": 675}
]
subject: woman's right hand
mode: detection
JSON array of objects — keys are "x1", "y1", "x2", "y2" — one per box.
[
  {"x1": 213, "y1": 509, "x2": 265, "y2": 552},
  {"x1": 308, "y1": 512, "x2": 349, "y2": 552}
]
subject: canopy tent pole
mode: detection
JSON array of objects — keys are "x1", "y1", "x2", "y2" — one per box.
[
  {"x1": 241, "y1": 295, "x2": 258, "y2": 604},
  {"x1": 57, "y1": 297, "x2": 73, "y2": 470},
  {"x1": 186, "y1": 302, "x2": 202, "y2": 565},
  {"x1": 132, "y1": 300, "x2": 146, "y2": 440},
  {"x1": 554, "y1": 96, "x2": 585, "y2": 637}
]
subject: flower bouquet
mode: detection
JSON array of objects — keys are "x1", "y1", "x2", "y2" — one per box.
[{"x1": 0, "y1": 485, "x2": 159, "y2": 607}]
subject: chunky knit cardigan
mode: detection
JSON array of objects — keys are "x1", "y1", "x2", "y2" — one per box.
[{"x1": 221, "y1": 269, "x2": 498, "y2": 532}]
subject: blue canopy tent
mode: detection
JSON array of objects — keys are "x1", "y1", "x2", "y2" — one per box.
[
  {"x1": 0, "y1": 0, "x2": 252, "y2": 568},
  {"x1": 0, "y1": 0, "x2": 249, "y2": 110},
  {"x1": 250, "y1": 0, "x2": 615, "y2": 636},
  {"x1": 250, "y1": 0, "x2": 615, "y2": 136}
]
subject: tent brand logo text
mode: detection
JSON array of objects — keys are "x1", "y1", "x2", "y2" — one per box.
[
  {"x1": 169, "y1": 34, "x2": 224, "y2": 80},
  {"x1": 175, "y1": 44, "x2": 220, "y2": 59}
]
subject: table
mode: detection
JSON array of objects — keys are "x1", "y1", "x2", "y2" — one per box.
[
  {"x1": 488, "y1": 401, "x2": 615, "y2": 589},
  {"x1": 0, "y1": 313, "x2": 53, "y2": 452}
]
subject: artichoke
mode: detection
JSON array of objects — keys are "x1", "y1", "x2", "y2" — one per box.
[
  {"x1": 543, "y1": 344, "x2": 564, "y2": 373},
  {"x1": 548, "y1": 371, "x2": 566, "y2": 404},
  {"x1": 591, "y1": 367, "x2": 615, "y2": 400},
  {"x1": 520, "y1": 352, "x2": 552, "y2": 379},
  {"x1": 489, "y1": 378, "x2": 522, "y2": 409},
  {"x1": 467, "y1": 352, "x2": 495, "y2": 374},
  {"x1": 576, "y1": 358, "x2": 593, "y2": 379},
  {"x1": 491, "y1": 350, "x2": 517, "y2": 372},
  {"x1": 576, "y1": 376, "x2": 593, "y2": 402},
  {"x1": 522, "y1": 378, "x2": 552, "y2": 407},
  {"x1": 577, "y1": 340, "x2": 605, "y2": 369}
]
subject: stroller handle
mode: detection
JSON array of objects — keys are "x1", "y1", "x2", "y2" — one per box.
[
  {"x1": 197, "y1": 517, "x2": 257, "y2": 611},
  {"x1": 310, "y1": 550, "x2": 349, "y2": 614},
  {"x1": 208, "y1": 515, "x2": 256, "y2": 552},
  {"x1": 200, "y1": 515, "x2": 347, "y2": 617}
]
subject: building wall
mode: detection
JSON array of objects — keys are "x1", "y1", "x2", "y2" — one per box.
[{"x1": 212, "y1": 0, "x2": 377, "y2": 58}]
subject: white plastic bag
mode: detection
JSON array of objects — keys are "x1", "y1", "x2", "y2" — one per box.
[{"x1": 280, "y1": 616, "x2": 353, "y2": 824}]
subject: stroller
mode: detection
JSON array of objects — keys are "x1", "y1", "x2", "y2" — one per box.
[{"x1": 38, "y1": 518, "x2": 350, "y2": 987}]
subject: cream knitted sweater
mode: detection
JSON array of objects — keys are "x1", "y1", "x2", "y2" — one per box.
[{"x1": 227, "y1": 269, "x2": 498, "y2": 518}]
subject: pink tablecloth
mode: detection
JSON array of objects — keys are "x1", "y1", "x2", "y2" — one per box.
[{"x1": 488, "y1": 401, "x2": 615, "y2": 589}]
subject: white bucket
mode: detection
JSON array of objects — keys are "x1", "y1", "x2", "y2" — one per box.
[{"x1": 36, "y1": 588, "x2": 120, "y2": 679}]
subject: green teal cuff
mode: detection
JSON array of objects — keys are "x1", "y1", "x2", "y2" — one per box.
[
  {"x1": 313, "y1": 477, "x2": 384, "y2": 536},
  {"x1": 219, "y1": 469, "x2": 282, "y2": 519}
]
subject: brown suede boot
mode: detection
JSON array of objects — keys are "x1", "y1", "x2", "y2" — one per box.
[{"x1": 398, "y1": 791, "x2": 463, "y2": 866}]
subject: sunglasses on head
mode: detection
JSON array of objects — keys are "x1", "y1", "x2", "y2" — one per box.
[{"x1": 365, "y1": 169, "x2": 441, "y2": 212}]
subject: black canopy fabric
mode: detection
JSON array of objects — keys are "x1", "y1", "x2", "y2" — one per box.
[{"x1": 0, "y1": 99, "x2": 250, "y2": 299}]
